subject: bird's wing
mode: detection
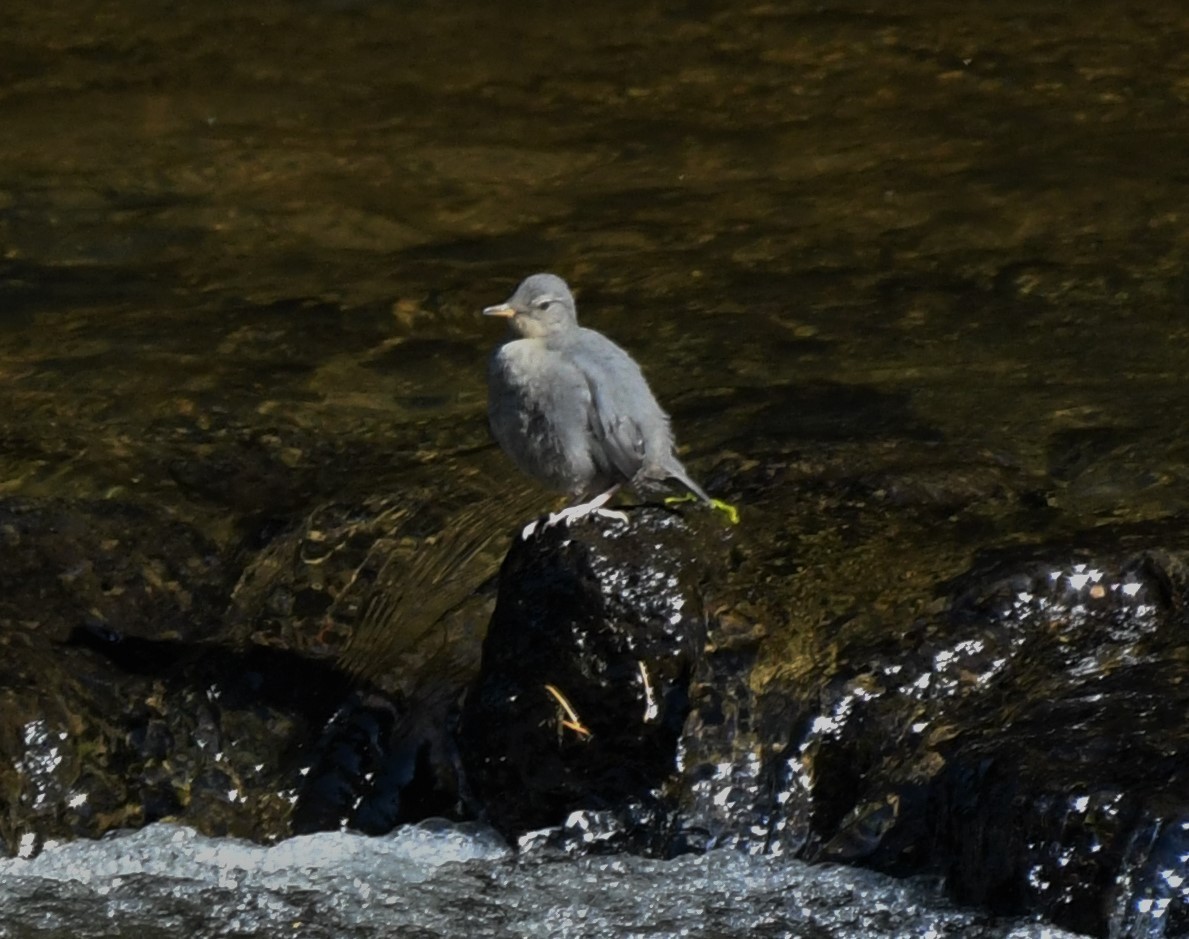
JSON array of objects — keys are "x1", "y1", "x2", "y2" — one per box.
[
  {"x1": 583, "y1": 372, "x2": 647, "y2": 482},
  {"x1": 568, "y1": 332, "x2": 659, "y2": 483}
]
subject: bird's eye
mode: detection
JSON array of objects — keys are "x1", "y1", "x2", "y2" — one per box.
[{"x1": 533, "y1": 296, "x2": 554, "y2": 310}]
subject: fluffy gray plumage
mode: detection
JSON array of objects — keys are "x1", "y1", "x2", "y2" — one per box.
[{"x1": 483, "y1": 273, "x2": 709, "y2": 503}]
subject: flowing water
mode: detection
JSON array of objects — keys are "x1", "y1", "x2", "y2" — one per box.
[
  {"x1": 4, "y1": 0, "x2": 1187, "y2": 533},
  {"x1": 0, "y1": 821, "x2": 1082, "y2": 939},
  {"x1": 2, "y1": 0, "x2": 1188, "y2": 935}
]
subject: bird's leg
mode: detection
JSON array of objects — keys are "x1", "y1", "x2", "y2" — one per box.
[
  {"x1": 545, "y1": 486, "x2": 628, "y2": 529},
  {"x1": 520, "y1": 487, "x2": 629, "y2": 539}
]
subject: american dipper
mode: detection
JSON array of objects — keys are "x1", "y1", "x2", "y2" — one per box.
[{"x1": 483, "y1": 273, "x2": 712, "y2": 530}]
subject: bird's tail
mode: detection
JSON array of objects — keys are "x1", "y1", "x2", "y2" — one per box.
[{"x1": 670, "y1": 465, "x2": 711, "y2": 503}]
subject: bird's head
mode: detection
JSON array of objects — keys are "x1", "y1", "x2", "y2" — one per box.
[{"x1": 483, "y1": 273, "x2": 578, "y2": 339}]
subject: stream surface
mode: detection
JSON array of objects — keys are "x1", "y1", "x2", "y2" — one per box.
[
  {"x1": 4, "y1": 0, "x2": 1187, "y2": 532},
  {"x1": 1, "y1": 1, "x2": 1187, "y2": 937},
  {"x1": 0, "y1": 822, "x2": 1082, "y2": 939}
]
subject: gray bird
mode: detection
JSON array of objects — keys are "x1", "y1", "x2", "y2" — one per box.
[{"x1": 483, "y1": 273, "x2": 711, "y2": 529}]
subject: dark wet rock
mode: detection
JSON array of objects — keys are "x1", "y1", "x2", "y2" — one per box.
[
  {"x1": 0, "y1": 495, "x2": 274, "y2": 853},
  {"x1": 705, "y1": 530, "x2": 1189, "y2": 939},
  {"x1": 459, "y1": 507, "x2": 724, "y2": 841},
  {"x1": 184, "y1": 485, "x2": 530, "y2": 839},
  {"x1": 924, "y1": 545, "x2": 1189, "y2": 936},
  {"x1": 665, "y1": 605, "x2": 782, "y2": 855},
  {"x1": 0, "y1": 488, "x2": 511, "y2": 855},
  {"x1": 291, "y1": 691, "x2": 463, "y2": 836},
  {"x1": 0, "y1": 621, "x2": 357, "y2": 855},
  {"x1": 450, "y1": 488, "x2": 1188, "y2": 937},
  {"x1": 3, "y1": 450, "x2": 1187, "y2": 939}
]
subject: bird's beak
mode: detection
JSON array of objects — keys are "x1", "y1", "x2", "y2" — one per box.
[{"x1": 482, "y1": 303, "x2": 516, "y2": 318}]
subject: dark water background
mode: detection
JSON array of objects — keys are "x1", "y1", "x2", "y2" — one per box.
[
  {"x1": 4, "y1": 0, "x2": 1187, "y2": 535},
  {"x1": 1, "y1": 4, "x2": 1188, "y2": 936}
]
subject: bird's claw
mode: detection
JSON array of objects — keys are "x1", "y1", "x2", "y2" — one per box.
[
  {"x1": 521, "y1": 490, "x2": 628, "y2": 538},
  {"x1": 546, "y1": 504, "x2": 629, "y2": 529},
  {"x1": 709, "y1": 497, "x2": 740, "y2": 525}
]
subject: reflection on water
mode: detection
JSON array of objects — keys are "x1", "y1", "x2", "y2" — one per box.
[
  {"x1": 1, "y1": 1, "x2": 1188, "y2": 934},
  {"x1": 2, "y1": 0, "x2": 1187, "y2": 535}
]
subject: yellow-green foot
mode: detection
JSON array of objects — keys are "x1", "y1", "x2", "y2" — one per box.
[
  {"x1": 709, "y1": 497, "x2": 740, "y2": 524},
  {"x1": 664, "y1": 494, "x2": 740, "y2": 525}
]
